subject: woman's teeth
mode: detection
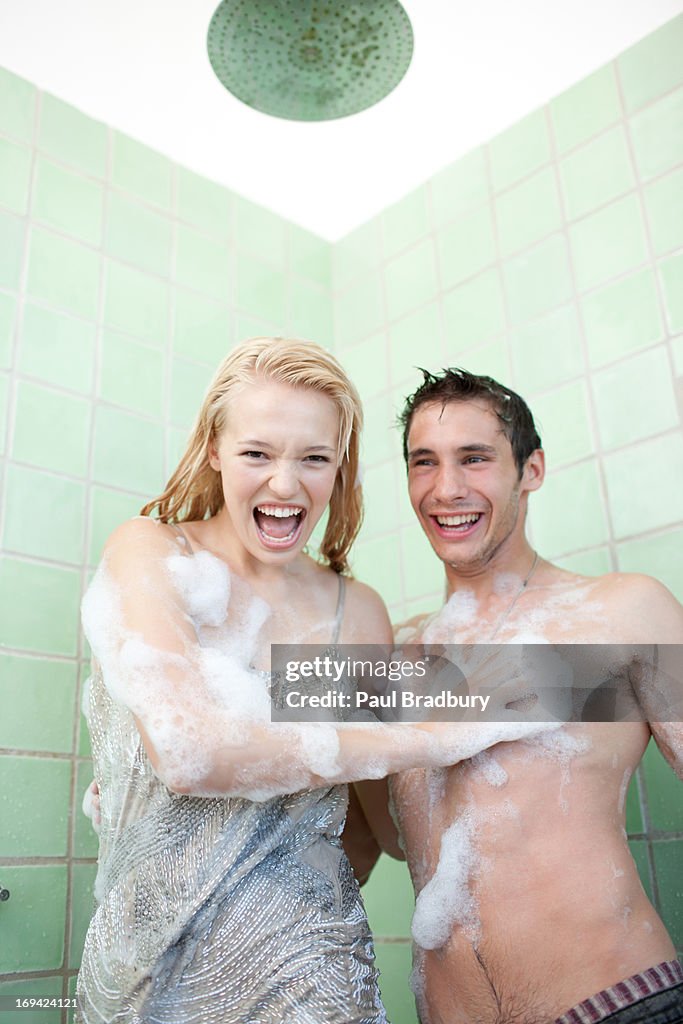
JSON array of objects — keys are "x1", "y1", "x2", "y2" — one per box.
[{"x1": 255, "y1": 505, "x2": 303, "y2": 517}]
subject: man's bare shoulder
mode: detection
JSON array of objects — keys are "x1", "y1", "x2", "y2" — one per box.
[{"x1": 548, "y1": 568, "x2": 683, "y2": 643}]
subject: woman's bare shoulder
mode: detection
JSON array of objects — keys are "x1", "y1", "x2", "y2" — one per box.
[{"x1": 340, "y1": 576, "x2": 393, "y2": 644}]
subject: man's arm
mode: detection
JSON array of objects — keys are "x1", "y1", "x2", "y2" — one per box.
[{"x1": 341, "y1": 780, "x2": 405, "y2": 887}]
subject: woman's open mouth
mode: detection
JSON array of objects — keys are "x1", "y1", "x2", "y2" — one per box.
[{"x1": 253, "y1": 504, "x2": 307, "y2": 549}]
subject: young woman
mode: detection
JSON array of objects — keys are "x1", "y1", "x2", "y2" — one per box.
[{"x1": 77, "y1": 337, "x2": 541, "y2": 1024}]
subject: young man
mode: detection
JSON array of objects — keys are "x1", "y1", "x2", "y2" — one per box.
[{"x1": 352, "y1": 369, "x2": 683, "y2": 1024}]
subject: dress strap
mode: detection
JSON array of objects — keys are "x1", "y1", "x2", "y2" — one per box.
[
  {"x1": 170, "y1": 522, "x2": 194, "y2": 554},
  {"x1": 330, "y1": 575, "x2": 346, "y2": 645}
]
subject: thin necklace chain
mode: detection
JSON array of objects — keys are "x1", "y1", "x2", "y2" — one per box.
[{"x1": 488, "y1": 550, "x2": 539, "y2": 642}]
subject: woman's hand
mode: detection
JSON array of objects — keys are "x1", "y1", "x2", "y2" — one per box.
[{"x1": 82, "y1": 779, "x2": 101, "y2": 833}]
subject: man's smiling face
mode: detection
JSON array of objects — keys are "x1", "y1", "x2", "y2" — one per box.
[{"x1": 406, "y1": 399, "x2": 541, "y2": 572}]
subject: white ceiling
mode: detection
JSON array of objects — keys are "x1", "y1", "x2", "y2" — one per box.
[{"x1": 1, "y1": 0, "x2": 682, "y2": 240}]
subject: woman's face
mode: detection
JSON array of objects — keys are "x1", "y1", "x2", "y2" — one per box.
[{"x1": 209, "y1": 377, "x2": 341, "y2": 565}]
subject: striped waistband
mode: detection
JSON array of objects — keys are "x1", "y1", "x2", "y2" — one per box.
[{"x1": 555, "y1": 960, "x2": 683, "y2": 1024}]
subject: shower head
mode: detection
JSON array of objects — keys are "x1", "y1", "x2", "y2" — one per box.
[{"x1": 207, "y1": 0, "x2": 414, "y2": 122}]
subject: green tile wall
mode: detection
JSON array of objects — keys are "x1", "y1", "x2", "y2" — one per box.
[
  {"x1": 3, "y1": 11, "x2": 683, "y2": 1016},
  {"x1": 329, "y1": 14, "x2": 683, "y2": 1009},
  {"x1": 0, "y1": 66, "x2": 334, "y2": 1014}
]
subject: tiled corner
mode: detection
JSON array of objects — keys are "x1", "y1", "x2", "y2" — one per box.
[
  {"x1": 617, "y1": 527, "x2": 683, "y2": 603},
  {"x1": 550, "y1": 64, "x2": 621, "y2": 154},
  {"x1": 581, "y1": 268, "x2": 664, "y2": 368},
  {"x1": 92, "y1": 404, "x2": 165, "y2": 493},
  {"x1": 174, "y1": 288, "x2": 232, "y2": 365},
  {"x1": 495, "y1": 167, "x2": 562, "y2": 258},
  {"x1": 175, "y1": 165, "x2": 232, "y2": 239},
  {"x1": 659, "y1": 252, "x2": 683, "y2": 334},
  {"x1": 629, "y1": 86, "x2": 683, "y2": 182},
  {"x1": 361, "y1": 463, "x2": 399, "y2": 540},
  {"x1": 33, "y1": 157, "x2": 104, "y2": 246},
  {"x1": 430, "y1": 146, "x2": 489, "y2": 226},
  {"x1": 0, "y1": 66, "x2": 36, "y2": 142},
  {"x1": 643, "y1": 167, "x2": 683, "y2": 257},
  {"x1": 618, "y1": 13, "x2": 683, "y2": 112},
  {"x1": 591, "y1": 346, "x2": 679, "y2": 449},
  {"x1": 530, "y1": 459, "x2": 609, "y2": 555},
  {"x1": 332, "y1": 217, "x2": 381, "y2": 292},
  {"x1": 233, "y1": 195, "x2": 287, "y2": 267},
  {"x1": 437, "y1": 203, "x2": 495, "y2": 289},
  {"x1": 603, "y1": 432, "x2": 683, "y2": 538},
  {"x1": 12, "y1": 379, "x2": 91, "y2": 477},
  {"x1": 19, "y1": 302, "x2": 95, "y2": 394},
  {"x1": 111, "y1": 131, "x2": 172, "y2": 209},
  {"x1": 489, "y1": 109, "x2": 551, "y2": 192},
  {"x1": 361, "y1": 390, "x2": 401, "y2": 465},
  {"x1": 503, "y1": 234, "x2": 573, "y2": 324},
  {"x1": 99, "y1": 330, "x2": 164, "y2": 418},
  {"x1": 401, "y1": 526, "x2": 447, "y2": 600},
  {"x1": 559, "y1": 126, "x2": 635, "y2": 220},
  {"x1": 287, "y1": 277, "x2": 333, "y2": 346},
  {"x1": 0, "y1": 653, "x2": 77, "y2": 753},
  {"x1": 0, "y1": 864, "x2": 67, "y2": 971},
  {"x1": 351, "y1": 533, "x2": 403, "y2": 599},
  {"x1": 510, "y1": 304, "x2": 584, "y2": 393},
  {"x1": 530, "y1": 379, "x2": 594, "y2": 465},
  {"x1": 26, "y1": 227, "x2": 100, "y2": 320},
  {"x1": 288, "y1": 222, "x2": 331, "y2": 287},
  {"x1": 175, "y1": 223, "x2": 232, "y2": 299},
  {"x1": 38, "y1": 93, "x2": 107, "y2": 178},
  {"x1": 0, "y1": 136, "x2": 32, "y2": 215},
  {"x1": 0, "y1": 289, "x2": 17, "y2": 369},
  {"x1": 0, "y1": 556, "x2": 81, "y2": 655},
  {"x1": 389, "y1": 302, "x2": 443, "y2": 389},
  {"x1": 335, "y1": 273, "x2": 384, "y2": 348},
  {"x1": 235, "y1": 250, "x2": 286, "y2": 326},
  {"x1": 569, "y1": 193, "x2": 648, "y2": 293},
  {"x1": 105, "y1": 191, "x2": 172, "y2": 278},
  {"x1": 2, "y1": 464, "x2": 86, "y2": 563},
  {"x1": 340, "y1": 334, "x2": 388, "y2": 403},
  {"x1": 381, "y1": 185, "x2": 429, "y2": 258},
  {"x1": 0, "y1": 755, "x2": 71, "y2": 856},
  {"x1": 441, "y1": 268, "x2": 505, "y2": 348},
  {"x1": 103, "y1": 259, "x2": 169, "y2": 345},
  {"x1": 384, "y1": 239, "x2": 439, "y2": 322}
]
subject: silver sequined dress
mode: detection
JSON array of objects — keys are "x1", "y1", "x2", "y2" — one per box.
[{"x1": 76, "y1": 570, "x2": 388, "y2": 1024}]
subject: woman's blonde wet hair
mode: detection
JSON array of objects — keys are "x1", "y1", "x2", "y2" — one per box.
[{"x1": 141, "y1": 337, "x2": 363, "y2": 574}]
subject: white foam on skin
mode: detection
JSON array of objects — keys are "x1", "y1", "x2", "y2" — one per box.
[
  {"x1": 411, "y1": 809, "x2": 478, "y2": 949},
  {"x1": 470, "y1": 750, "x2": 508, "y2": 787},
  {"x1": 422, "y1": 589, "x2": 478, "y2": 644},
  {"x1": 167, "y1": 551, "x2": 230, "y2": 628}
]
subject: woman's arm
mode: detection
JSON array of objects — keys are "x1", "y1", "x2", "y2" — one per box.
[{"x1": 84, "y1": 518, "x2": 556, "y2": 801}]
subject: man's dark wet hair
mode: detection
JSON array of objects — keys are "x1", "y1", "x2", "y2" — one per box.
[{"x1": 399, "y1": 368, "x2": 542, "y2": 476}]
